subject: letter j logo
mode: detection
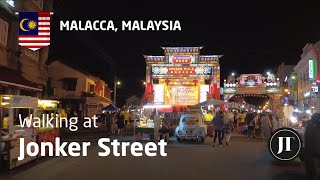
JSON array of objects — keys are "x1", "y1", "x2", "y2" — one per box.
[{"x1": 269, "y1": 128, "x2": 302, "y2": 161}]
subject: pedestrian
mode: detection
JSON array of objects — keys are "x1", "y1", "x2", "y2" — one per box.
[
  {"x1": 106, "y1": 112, "x2": 113, "y2": 135},
  {"x1": 272, "y1": 116, "x2": 281, "y2": 132},
  {"x1": 116, "y1": 112, "x2": 125, "y2": 135},
  {"x1": 153, "y1": 113, "x2": 161, "y2": 143},
  {"x1": 245, "y1": 110, "x2": 255, "y2": 138},
  {"x1": 111, "y1": 112, "x2": 117, "y2": 134},
  {"x1": 224, "y1": 116, "x2": 233, "y2": 146},
  {"x1": 253, "y1": 113, "x2": 260, "y2": 138},
  {"x1": 2, "y1": 114, "x2": 9, "y2": 129},
  {"x1": 260, "y1": 112, "x2": 271, "y2": 140},
  {"x1": 243, "y1": 124, "x2": 249, "y2": 138},
  {"x1": 161, "y1": 117, "x2": 170, "y2": 142},
  {"x1": 212, "y1": 111, "x2": 225, "y2": 147}
]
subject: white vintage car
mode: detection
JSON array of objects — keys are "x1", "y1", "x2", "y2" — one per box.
[{"x1": 175, "y1": 114, "x2": 206, "y2": 143}]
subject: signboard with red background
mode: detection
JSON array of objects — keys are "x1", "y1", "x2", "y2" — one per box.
[{"x1": 169, "y1": 55, "x2": 195, "y2": 64}]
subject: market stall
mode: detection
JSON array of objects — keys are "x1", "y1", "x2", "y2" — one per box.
[
  {"x1": 0, "y1": 95, "x2": 38, "y2": 170},
  {"x1": 37, "y1": 99, "x2": 60, "y2": 155},
  {"x1": 134, "y1": 104, "x2": 170, "y2": 141}
]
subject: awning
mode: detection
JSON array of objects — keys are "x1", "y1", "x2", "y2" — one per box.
[{"x1": 0, "y1": 66, "x2": 42, "y2": 91}]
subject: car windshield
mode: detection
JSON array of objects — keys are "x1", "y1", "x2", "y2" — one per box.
[{"x1": 181, "y1": 117, "x2": 198, "y2": 125}]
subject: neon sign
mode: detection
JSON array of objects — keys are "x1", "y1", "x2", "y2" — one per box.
[{"x1": 152, "y1": 65, "x2": 212, "y2": 77}]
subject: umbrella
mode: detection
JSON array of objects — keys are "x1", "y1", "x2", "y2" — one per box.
[
  {"x1": 195, "y1": 99, "x2": 226, "y2": 107},
  {"x1": 102, "y1": 104, "x2": 118, "y2": 111}
]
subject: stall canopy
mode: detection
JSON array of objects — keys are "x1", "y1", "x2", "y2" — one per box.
[
  {"x1": 195, "y1": 99, "x2": 226, "y2": 107},
  {"x1": 102, "y1": 104, "x2": 118, "y2": 111}
]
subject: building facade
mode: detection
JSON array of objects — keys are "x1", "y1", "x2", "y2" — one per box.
[
  {"x1": 48, "y1": 60, "x2": 112, "y2": 117},
  {"x1": 143, "y1": 47, "x2": 222, "y2": 107},
  {"x1": 0, "y1": 0, "x2": 53, "y2": 97},
  {"x1": 294, "y1": 42, "x2": 320, "y2": 113},
  {"x1": 276, "y1": 62, "x2": 295, "y2": 88}
]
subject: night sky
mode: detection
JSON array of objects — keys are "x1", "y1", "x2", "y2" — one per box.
[{"x1": 49, "y1": 1, "x2": 320, "y2": 106}]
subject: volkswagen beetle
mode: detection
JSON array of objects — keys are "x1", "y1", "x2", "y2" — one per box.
[{"x1": 175, "y1": 114, "x2": 205, "y2": 143}]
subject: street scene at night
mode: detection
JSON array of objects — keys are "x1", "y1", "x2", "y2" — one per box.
[{"x1": 1, "y1": 1, "x2": 320, "y2": 180}]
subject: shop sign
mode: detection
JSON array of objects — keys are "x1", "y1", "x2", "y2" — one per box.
[
  {"x1": 152, "y1": 65, "x2": 212, "y2": 76},
  {"x1": 169, "y1": 55, "x2": 195, "y2": 64},
  {"x1": 11, "y1": 96, "x2": 38, "y2": 108},
  {"x1": 165, "y1": 86, "x2": 198, "y2": 105},
  {"x1": 304, "y1": 91, "x2": 311, "y2": 97},
  {"x1": 223, "y1": 88, "x2": 236, "y2": 94},
  {"x1": 236, "y1": 87, "x2": 265, "y2": 94},
  {"x1": 309, "y1": 59, "x2": 316, "y2": 79},
  {"x1": 312, "y1": 86, "x2": 318, "y2": 92},
  {"x1": 167, "y1": 67, "x2": 196, "y2": 75},
  {"x1": 266, "y1": 87, "x2": 280, "y2": 93}
]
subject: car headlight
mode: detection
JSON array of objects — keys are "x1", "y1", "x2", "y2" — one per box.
[{"x1": 290, "y1": 116, "x2": 297, "y2": 124}]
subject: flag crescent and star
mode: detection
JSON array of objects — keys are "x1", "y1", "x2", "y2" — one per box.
[{"x1": 18, "y1": 12, "x2": 51, "y2": 51}]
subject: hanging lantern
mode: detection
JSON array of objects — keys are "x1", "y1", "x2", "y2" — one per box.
[
  {"x1": 165, "y1": 79, "x2": 170, "y2": 85},
  {"x1": 193, "y1": 79, "x2": 198, "y2": 86}
]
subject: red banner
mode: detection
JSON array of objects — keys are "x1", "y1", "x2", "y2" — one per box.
[
  {"x1": 172, "y1": 55, "x2": 192, "y2": 64},
  {"x1": 167, "y1": 67, "x2": 196, "y2": 75}
]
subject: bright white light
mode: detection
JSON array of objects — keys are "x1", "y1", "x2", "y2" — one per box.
[
  {"x1": 290, "y1": 116, "x2": 297, "y2": 123},
  {"x1": 143, "y1": 105, "x2": 171, "y2": 109},
  {"x1": 267, "y1": 72, "x2": 270, "y2": 75},
  {"x1": 6, "y1": 0, "x2": 14, "y2": 7},
  {"x1": 117, "y1": 81, "x2": 121, "y2": 85},
  {"x1": 231, "y1": 73, "x2": 235, "y2": 76},
  {"x1": 306, "y1": 109, "x2": 312, "y2": 114},
  {"x1": 294, "y1": 108, "x2": 299, "y2": 112},
  {"x1": 3, "y1": 96, "x2": 10, "y2": 100}
]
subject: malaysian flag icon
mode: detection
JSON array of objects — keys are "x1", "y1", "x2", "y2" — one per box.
[{"x1": 18, "y1": 12, "x2": 51, "y2": 51}]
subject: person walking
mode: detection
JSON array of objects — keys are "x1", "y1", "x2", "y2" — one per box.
[
  {"x1": 212, "y1": 111, "x2": 225, "y2": 147},
  {"x1": 153, "y1": 113, "x2": 162, "y2": 143},
  {"x1": 245, "y1": 110, "x2": 255, "y2": 138},
  {"x1": 161, "y1": 117, "x2": 170, "y2": 142},
  {"x1": 253, "y1": 113, "x2": 260, "y2": 138},
  {"x1": 224, "y1": 116, "x2": 233, "y2": 146},
  {"x1": 260, "y1": 112, "x2": 271, "y2": 140},
  {"x1": 116, "y1": 112, "x2": 125, "y2": 135},
  {"x1": 272, "y1": 116, "x2": 281, "y2": 132}
]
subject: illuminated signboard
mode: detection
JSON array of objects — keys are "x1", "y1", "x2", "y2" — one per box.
[
  {"x1": 200, "y1": 85, "x2": 209, "y2": 103},
  {"x1": 309, "y1": 59, "x2": 316, "y2": 79},
  {"x1": 169, "y1": 55, "x2": 195, "y2": 64},
  {"x1": 223, "y1": 88, "x2": 237, "y2": 94},
  {"x1": 165, "y1": 86, "x2": 198, "y2": 105},
  {"x1": 154, "y1": 84, "x2": 164, "y2": 104},
  {"x1": 266, "y1": 87, "x2": 280, "y2": 93},
  {"x1": 152, "y1": 65, "x2": 212, "y2": 77}
]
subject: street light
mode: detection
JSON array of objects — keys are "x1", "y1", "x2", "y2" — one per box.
[
  {"x1": 113, "y1": 79, "x2": 121, "y2": 106},
  {"x1": 143, "y1": 81, "x2": 146, "y2": 85},
  {"x1": 231, "y1": 72, "x2": 235, "y2": 76},
  {"x1": 266, "y1": 71, "x2": 271, "y2": 76}
]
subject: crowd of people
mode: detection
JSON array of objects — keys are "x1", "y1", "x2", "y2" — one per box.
[
  {"x1": 98, "y1": 111, "x2": 130, "y2": 136},
  {"x1": 211, "y1": 109, "x2": 282, "y2": 147}
]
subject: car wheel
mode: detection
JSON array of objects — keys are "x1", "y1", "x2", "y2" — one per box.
[{"x1": 305, "y1": 157, "x2": 320, "y2": 180}]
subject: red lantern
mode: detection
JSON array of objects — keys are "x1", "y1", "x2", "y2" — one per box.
[
  {"x1": 193, "y1": 79, "x2": 198, "y2": 86},
  {"x1": 165, "y1": 79, "x2": 170, "y2": 85}
]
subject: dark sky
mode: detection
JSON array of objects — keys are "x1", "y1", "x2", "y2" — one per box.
[{"x1": 49, "y1": 1, "x2": 320, "y2": 106}]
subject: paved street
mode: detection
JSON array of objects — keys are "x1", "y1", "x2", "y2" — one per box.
[{"x1": 1, "y1": 134, "x2": 306, "y2": 180}]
